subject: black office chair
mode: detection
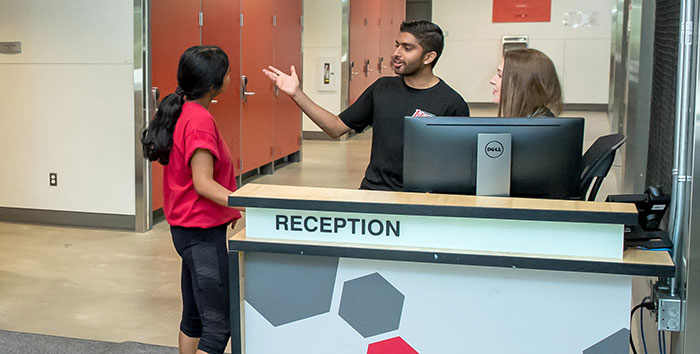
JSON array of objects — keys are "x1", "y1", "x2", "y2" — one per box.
[{"x1": 579, "y1": 133, "x2": 626, "y2": 201}]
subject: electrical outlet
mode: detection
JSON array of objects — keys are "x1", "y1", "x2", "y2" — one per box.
[
  {"x1": 49, "y1": 173, "x2": 58, "y2": 187},
  {"x1": 657, "y1": 287, "x2": 683, "y2": 331}
]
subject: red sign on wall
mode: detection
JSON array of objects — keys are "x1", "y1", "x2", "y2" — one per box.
[{"x1": 493, "y1": 0, "x2": 551, "y2": 23}]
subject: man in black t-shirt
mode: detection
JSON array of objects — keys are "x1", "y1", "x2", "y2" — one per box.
[{"x1": 263, "y1": 20, "x2": 469, "y2": 191}]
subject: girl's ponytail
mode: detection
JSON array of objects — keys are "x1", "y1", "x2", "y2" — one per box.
[{"x1": 141, "y1": 89, "x2": 185, "y2": 165}]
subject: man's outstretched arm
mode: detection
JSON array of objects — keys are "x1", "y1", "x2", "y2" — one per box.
[{"x1": 263, "y1": 65, "x2": 351, "y2": 139}]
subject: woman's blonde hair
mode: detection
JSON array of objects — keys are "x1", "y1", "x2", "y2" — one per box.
[{"x1": 498, "y1": 48, "x2": 563, "y2": 117}]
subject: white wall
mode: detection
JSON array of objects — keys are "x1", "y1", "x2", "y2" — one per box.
[
  {"x1": 433, "y1": 0, "x2": 613, "y2": 104},
  {"x1": 302, "y1": 0, "x2": 343, "y2": 133},
  {"x1": 0, "y1": 0, "x2": 136, "y2": 215}
]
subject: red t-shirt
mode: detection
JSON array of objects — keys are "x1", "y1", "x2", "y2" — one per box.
[{"x1": 163, "y1": 101, "x2": 241, "y2": 228}]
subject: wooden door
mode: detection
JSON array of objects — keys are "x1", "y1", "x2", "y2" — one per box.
[
  {"x1": 379, "y1": 0, "x2": 405, "y2": 78},
  {"x1": 202, "y1": 0, "x2": 242, "y2": 174},
  {"x1": 365, "y1": 0, "x2": 382, "y2": 84},
  {"x1": 349, "y1": 0, "x2": 385, "y2": 104},
  {"x1": 273, "y1": 0, "x2": 302, "y2": 160},
  {"x1": 348, "y1": 0, "x2": 368, "y2": 104},
  {"x1": 241, "y1": 0, "x2": 275, "y2": 173},
  {"x1": 395, "y1": 0, "x2": 406, "y2": 29},
  {"x1": 379, "y1": 0, "x2": 394, "y2": 78},
  {"x1": 394, "y1": 0, "x2": 406, "y2": 50},
  {"x1": 150, "y1": 0, "x2": 200, "y2": 211}
]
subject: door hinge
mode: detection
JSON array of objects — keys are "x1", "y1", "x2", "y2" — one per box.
[
  {"x1": 273, "y1": 15, "x2": 277, "y2": 26},
  {"x1": 199, "y1": 12, "x2": 203, "y2": 27},
  {"x1": 300, "y1": 15, "x2": 303, "y2": 26},
  {"x1": 240, "y1": 14, "x2": 244, "y2": 27}
]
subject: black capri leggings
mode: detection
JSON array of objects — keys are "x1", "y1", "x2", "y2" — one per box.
[{"x1": 171, "y1": 224, "x2": 230, "y2": 354}]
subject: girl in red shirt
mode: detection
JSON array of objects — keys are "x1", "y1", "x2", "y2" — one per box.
[{"x1": 142, "y1": 46, "x2": 240, "y2": 354}]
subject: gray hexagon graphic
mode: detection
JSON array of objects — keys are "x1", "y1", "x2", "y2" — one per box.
[
  {"x1": 583, "y1": 328, "x2": 629, "y2": 354},
  {"x1": 244, "y1": 252, "x2": 339, "y2": 326},
  {"x1": 338, "y1": 272, "x2": 405, "y2": 338}
]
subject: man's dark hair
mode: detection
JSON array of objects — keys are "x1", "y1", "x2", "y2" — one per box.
[{"x1": 399, "y1": 20, "x2": 445, "y2": 67}]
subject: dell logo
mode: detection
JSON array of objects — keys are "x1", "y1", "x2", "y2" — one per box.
[{"x1": 485, "y1": 141, "x2": 504, "y2": 158}]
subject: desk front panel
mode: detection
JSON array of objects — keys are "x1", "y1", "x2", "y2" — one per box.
[{"x1": 236, "y1": 252, "x2": 631, "y2": 354}]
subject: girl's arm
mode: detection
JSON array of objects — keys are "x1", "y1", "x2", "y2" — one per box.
[{"x1": 191, "y1": 148, "x2": 234, "y2": 207}]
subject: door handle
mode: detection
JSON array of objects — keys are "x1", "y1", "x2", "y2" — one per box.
[
  {"x1": 350, "y1": 61, "x2": 359, "y2": 80},
  {"x1": 150, "y1": 87, "x2": 160, "y2": 112},
  {"x1": 241, "y1": 75, "x2": 256, "y2": 103},
  {"x1": 378, "y1": 57, "x2": 386, "y2": 73},
  {"x1": 152, "y1": 87, "x2": 160, "y2": 103},
  {"x1": 364, "y1": 58, "x2": 373, "y2": 76},
  {"x1": 147, "y1": 87, "x2": 160, "y2": 123}
]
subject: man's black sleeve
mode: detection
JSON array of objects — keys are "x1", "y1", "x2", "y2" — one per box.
[
  {"x1": 449, "y1": 97, "x2": 470, "y2": 117},
  {"x1": 339, "y1": 80, "x2": 377, "y2": 133}
]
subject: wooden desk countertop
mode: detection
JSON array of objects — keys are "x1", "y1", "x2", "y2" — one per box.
[
  {"x1": 229, "y1": 184, "x2": 638, "y2": 225},
  {"x1": 229, "y1": 229, "x2": 674, "y2": 277}
]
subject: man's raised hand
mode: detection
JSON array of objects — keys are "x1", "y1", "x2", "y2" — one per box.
[{"x1": 262, "y1": 65, "x2": 300, "y2": 97}]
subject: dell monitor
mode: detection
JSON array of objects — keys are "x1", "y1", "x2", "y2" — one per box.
[{"x1": 403, "y1": 117, "x2": 584, "y2": 199}]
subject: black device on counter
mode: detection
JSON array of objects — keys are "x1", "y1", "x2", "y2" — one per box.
[
  {"x1": 607, "y1": 186, "x2": 672, "y2": 248},
  {"x1": 606, "y1": 186, "x2": 671, "y2": 231}
]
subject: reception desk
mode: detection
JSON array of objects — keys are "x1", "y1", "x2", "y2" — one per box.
[{"x1": 228, "y1": 184, "x2": 673, "y2": 354}]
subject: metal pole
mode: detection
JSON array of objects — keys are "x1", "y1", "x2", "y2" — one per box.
[
  {"x1": 134, "y1": 0, "x2": 153, "y2": 232},
  {"x1": 670, "y1": 0, "x2": 694, "y2": 296},
  {"x1": 340, "y1": 0, "x2": 350, "y2": 110}
]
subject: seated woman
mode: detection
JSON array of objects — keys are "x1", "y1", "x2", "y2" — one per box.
[{"x1": 489, "y1": 48, "x2": 563, "y2": 117}]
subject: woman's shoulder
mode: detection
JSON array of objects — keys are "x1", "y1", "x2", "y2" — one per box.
[{"x1": 530, "y1": 106, "x2": 556, "y2": 118}]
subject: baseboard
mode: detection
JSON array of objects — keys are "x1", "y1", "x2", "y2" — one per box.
[
  {"x1": 0, "y1": 207, "x2": 135, "y2": 230},
  {"x1": 468, "y1": 103, "x2": 498, "y2": 110},
  {"x1": 468, "y1": 102, "x2": 608, "y2": 112},
  {"x1": 302, "y1": 131, "x2": 347, "y2": 141},
  {"x1": 563, "y1": 103, "x2": 608, "y2": 111},
  {"x1": 153, "y1": 208, "x2": 165, "y2": 223}
]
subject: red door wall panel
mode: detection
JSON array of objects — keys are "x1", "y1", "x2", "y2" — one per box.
[
  {"x1": 241, "y1": 0, "x2": 275, "y2": 173},
  {"x1": 349, "y1": 0, "x2": 368, "y2": 105},
  {"x1": 493, "y1": 0, "x2": 551, "y2": 23},
  {"x1": 396, "y1": 0, "x2": 406, "y2": 30},
  {"x1": 202, "y1": 0, "x2": 242, "y2": 175},
  {"x1": 380, "y1": 0, "x2": 406, "y2": 78},
  {"x1": 150, "y1": 0, "x2": 200, "y2": 211},
  {"x1": 273, "y1": 0, "x2": 302, "y2": 160},
  {"x1": 150, "y1": 0, "x2": 301, "y2": 215},
  {"x1": 394, "y1": 0, "x2": 406, "y2": 70},
  {"x1": 350, "y1": 0, "x2": 403, "y2": 104},
  {"x1": 365, "y1": 0, "x2": 382, "y2": 85},
  {"x1": 379, "y1": 0, "x2": 395, "y2": 78}
]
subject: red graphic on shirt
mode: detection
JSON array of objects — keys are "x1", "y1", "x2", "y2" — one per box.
[
  {"x1": 367, "y1": 337, "x2": 419, "y2": 354},
  {"x1": 411, "y1": 109, "x2": 435, "y2": 118}
]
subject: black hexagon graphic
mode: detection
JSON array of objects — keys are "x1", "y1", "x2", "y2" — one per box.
[
  {"x1": 583, "y1": 328, "x2": 630, "y2": 354},
  {"x1": 244, "y1": 252, "x2": 339, "y2": 326},
  {"x1": 338, "y1": 272, "x2": 405, "y2": 338}
]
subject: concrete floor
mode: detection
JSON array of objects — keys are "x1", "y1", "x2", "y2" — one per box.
[{"x1": 0, "y1": 109, "x2": 627, "y2": 348}]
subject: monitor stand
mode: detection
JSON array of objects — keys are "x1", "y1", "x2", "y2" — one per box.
[{"x1": 476, "y1": 133, "x2": 511, "y2": 196}]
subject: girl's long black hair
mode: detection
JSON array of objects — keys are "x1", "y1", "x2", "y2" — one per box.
[{"x1": 141, "y1": 45, "x2": 229, "y2": 164}]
